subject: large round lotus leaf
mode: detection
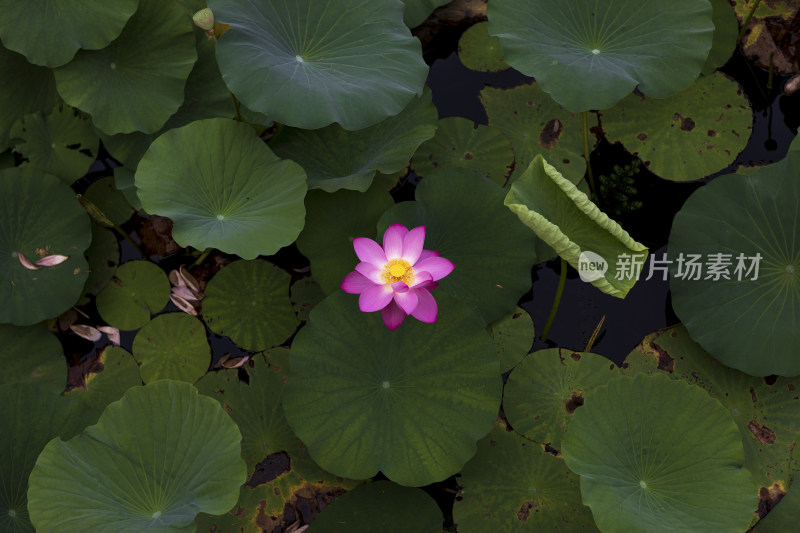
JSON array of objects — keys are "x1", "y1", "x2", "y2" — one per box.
[
  {"x1": 453, "y1": 422, "x2": 598, "y2": 533},
  {"x1": 504, "y1": 349, "x2": 620, "y2": 450},
  {"x1": 488, "y1": 307, "x2": 534, "y2": 372},
  {"x1": 291, "y1": 276, "x2": 326, "y2": 321},
  {"x1": 402, "y1": 0, "x2": 450, "y2": 27},
  {"x1": 0, "y1": 323, "x2": 65, "y2": 393},
  {"x1": 196, "y1": 350, "x2": 358, "y2": 522},
  {"x1": 135, "y1": 118, "x2": 307, "y2": 259},
  {"x1": 28, "y1": 380, "x2": 247, "y2": 532},
  {"x1": 202, "y1": 260, "x2": 299, "y2": 352},
  {"x1": 377, "y1": 169, "x2": 538, "y2": 325},
  {"x1": 504, "y1": 156, "x2": 648, "y2": 298},
  {"x1": 0, "y1": 46, "x2": 60, "y2": 151},
  {"x1": 487, "y1": 0, "x2": 714, "y2": 112},
  {"x1": 480, "y1": 82, "x2": 594, "y2": 186},
  {"x1": 53, "y1": 0, "x2": 196, "y2": 135},
  {"x1": 65, "y1": 346, "x2": 142, "y2": 411},
  {"x1": 132, "y1": 313, "x2": 210, "y2": 384},
  {"x1": 702, "y1": 0, "x2": 739, "y2": 75},
  {"x1": 296, "y1": 186, "x2": 395, "y2": 294},
  {"x1": 623, "y1": 325, "x2": 800, "y2": 491},
  {"x1": 0, "y1": 167, "x2": 91, "y2": 326},
  {"x1": 0, "y1": 383, "x2": 97, "y2": 533},
  {"x1": 99, "y1": 27, "x2": 241, "y2": 171},
  {"x1": 602, "y1": 72, "x2": 751, "y2": 181},
  {"x1": 561, "y1": 373, "x2": 756, "y2": 533},
  {"x1": 0, "y1": 0, "x2": 138, "y2": 68},
  {"x1": 11, "y1": 105, "x2": 98, "y2": 184},
  {"x1": 95, "y1": 260, "x2": 170, "y2": 330},
  {"x1": 309, "y1": 481, "x2": 442, "y2": 533},
  {"x1": 112, "y1": 167, "x2": 141, "y2": 210},
  {"x1": 411, "y1": 117, "x2": 513, "y2": 186},
  {"x1": 283, "y1": 292, "x2": 501, "y2": 486},
  {"x1": 210, "y1": 0, "x2": 428, "y2": 130},
  {"x1": 270, "y1": 88, "x2": 437, "y2": 193},
  {"x1": 458, "y1": 22, "x2": 510, "y2": 73},
  {"x1": 668, "y1": 163, "x2": 800, "y2": 376},
  {"x1": 83, "y1": 176, "x2": 134, "y2": 225}
]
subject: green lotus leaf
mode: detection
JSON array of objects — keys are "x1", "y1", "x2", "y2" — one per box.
[
  {"x1": 100, "y1": 27, "x2": 240, "y2": 170},
  {"x1": 0, "y1": 323, "x2": 65, "y2": 393},
  {"x1": 403, "y1": 0, "x2": 450, "y2": 27},
  {"x1": 77, "y1": 226, "x2": 118, "y2": 304},
  {"x1": 270, "y1": 89, "x2": 437, "y2": 193},
  {"x1": 53, "y1": 0, "x2": 196, "y2": 135},
  {"x1": 112, "y1": 167, "x2": 141, "y2": 210},
  {"x1": 487, "y1": 0, "x2": 714, "y2": 112},
  {"x1": 0, "y1": 46, "x2": 60, "y2": 151},
  {"x1": 378, "y1": 169, "x2": 538, "y2": 325},
  {"x1": 210, "y1": 0, "x2": 428, "y2": 130},
  {"x1": 83, "y1": 176, "x2": 134, "y2": 226},
  {"x1": 291, "y1": 277, "x2": 326, "y2": 322},
  {"x1": 480, "y1": 82, "x2": 594, "y2": 186},
  {"x1": 623, "y1": 325, "x2": 800, "y2": 491},
  {"x1": 411, "y1": 117, "x2": 513, "y2": 186},
  {"x1": 702, "y1": 0, "x2": 739, "y2": 75},
  {"x1": 453, "y1": 422, "x2": 598, "y2": 533},
  {"x1": 561, "y1": 373, "x2": 756, "y2": 533},
  {"x1": 202, "y1": 260, "x2": 299, "y2": 352},
  {"x1": 0, "y1": 0, "x2": 138, "y2": 68},
  {"x1": 505, "y1": 155, "x2": 648, "y2": 298},
  {"x1": 488, "y1": 307, "x2": 534, "y2": 372},
  {"x1": 602, "y1": 72, "x2": 751, "y2": 181},
  {"x1": 0, "y1": 167, "x2": 91, "y2": 326},
  {"x1": 135, "y1": 118, "x2": 308, "y2": 259},
  {"x1": 754, "y1": 475, "x2": 800, "y2": 531},
  {"x1": 196, "y1": 349, "x2": 360, "y2": 523},
  {"x1": 504, "y1": 349, "x2": 620, "y2": 450},
  {"x1": 668, "y1": 161, "x2": 800, "y2": 376},
  {"x1": 28, "y1": 380, "x2": 247, "y2": 532},
  {"x1": 95, "y1": 260, "x2": 170, "y2": 330},
  {"x1": 283, "y1": 292, "x2": 501, "y2": 486},
  {"x1": 132, "y1": 313, "x2": 210, "y2": 384},
  {"x1": 310, "y1": 481, "x2": 442, "y2": 532},
  {"x1": 0, "y1": 383, "x2": 97, "y2": 533},
  {"x1": 457, "y1": 21, "x2": 509, "y2": 73},
  {"x1": 296, "y1": 186, "x2": 395, "y2": 294},
  {"x1": 11, "y1": 105, "x2": 99, "y2": 184},
  {"x1": 65, "y1": 346, "x2": 142, "y2": 411}
]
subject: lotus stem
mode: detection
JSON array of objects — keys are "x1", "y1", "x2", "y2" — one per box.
[
  {"x1": 768, "y1": 53, "x2": 774, "y2": 90},
  {"x1": 77, "y1": 194, "x2": 145, "y2": 258},
  {"x1": 738, "y1": 0, "x2": 761, "y2": 43},
  {"x1": 540, "y1": 257, "x2": 567, "y2": 341},
  {"x1": 582, "y1": 111, "x2": 596, "y2": 199},
  {"x1": 191, "y1": 247, "x2": 213, "y2": 267},
  {"x1": 584, "y1": 315, "x2": 605, "y2": 352}
]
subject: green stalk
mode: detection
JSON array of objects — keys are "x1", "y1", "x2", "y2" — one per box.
[
  {"x1": 737, "y1": 0, "x2": 762, "y2": 43},
  {"x1": 582, "y1": 111, "x2": 597, "y2": 199},
  {"x1": 540, "y1": 258, "x2": 567, "y2": 341},
  {"x1": 191, "y1": 247, "x2": 213, "y2": 267}
]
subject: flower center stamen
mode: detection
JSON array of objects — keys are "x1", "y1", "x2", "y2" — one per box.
[{"x1": 382, "y1": 259, "x2": 414, "y2": 285}]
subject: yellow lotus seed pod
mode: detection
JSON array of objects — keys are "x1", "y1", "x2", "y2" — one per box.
[{"x1": 192, "y1": 8, "x2": 214, "y2": 31}]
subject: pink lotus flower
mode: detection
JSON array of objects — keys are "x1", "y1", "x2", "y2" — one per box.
[{"x1": 341, "y1": 224, "x2": 454, "y2": 330}]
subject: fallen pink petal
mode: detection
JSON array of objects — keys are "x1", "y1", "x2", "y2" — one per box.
[
  {"x1": 17, "y1": 252, "x2": 40, "y2": 270},
  {"x1": 341, "y1": 224, "x2": 454, "y2": 329},
  {"x1": 97, "y1": 326, "x2": 121, "y2": 346},
  {"x1": 69, "y1": 324, "x2": 102, "y2": 342},
  {"x1": 34, "y1": 254, "x2": 69, "y2": 267}
]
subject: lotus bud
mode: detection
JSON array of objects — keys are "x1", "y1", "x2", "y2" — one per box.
[{"x1": 193, "y1": 8, "x2": 215, "y2": 31}]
